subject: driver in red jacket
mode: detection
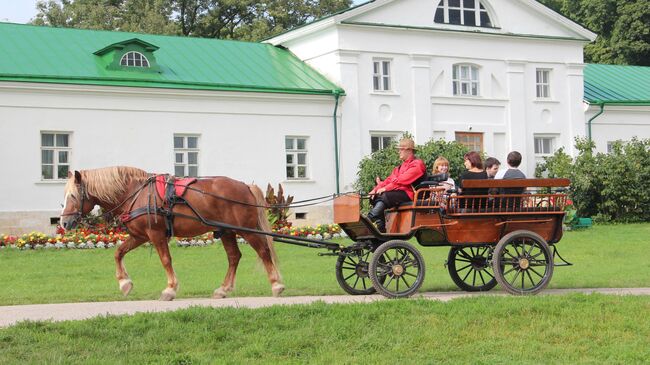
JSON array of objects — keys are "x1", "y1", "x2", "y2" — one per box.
[{"x1": 368, "y1": 138, "x2": 426, "y2": 232}]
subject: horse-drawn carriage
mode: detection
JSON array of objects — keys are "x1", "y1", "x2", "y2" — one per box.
[
  {"x1": 331, "y1": 177, "x2": 571, "y2": 298},
  {"x1": 60, "y1": 167, "x2": 570, "y2": 300}
]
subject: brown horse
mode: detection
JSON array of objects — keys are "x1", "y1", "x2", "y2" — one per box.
[{"x1": 59, "y1": 166, "x2": 284, "y2": 301}]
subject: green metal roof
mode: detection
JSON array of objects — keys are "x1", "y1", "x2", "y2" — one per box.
[
  {"x1": 0, "y1": 22, "x2": 343, "y2": 96},
  {"x1": 584, "y1": 64, "x2": 650, "y2": 105}
]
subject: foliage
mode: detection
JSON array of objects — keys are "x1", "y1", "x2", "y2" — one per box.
[
  {"x1": 537, "y1": 0, "x2": 650, "y2": 66},
  {"x1": 31, "y1": 0, "x2": 352, "y2": 41},
  {"x1": 265, "y1": 183, "x2": 294, "y2": 230},
  {"x1": 536, "y1": 137, "x2": 650, "y2": 222},
  {"x1": 355, "y1": 133, "x2": 469, "y2": 193}
]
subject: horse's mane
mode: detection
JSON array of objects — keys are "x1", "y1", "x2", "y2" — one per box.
[{"x1": 65, "y1": 166, "x2": 149, "y2": 205}]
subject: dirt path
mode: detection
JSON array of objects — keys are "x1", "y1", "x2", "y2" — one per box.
[{"x1": 2, "y1": 287, "x2": 650, "y2": 328}]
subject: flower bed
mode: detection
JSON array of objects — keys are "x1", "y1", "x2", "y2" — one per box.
[{"x1": 1, "y1": 224, "x2": 344, "y2": 250}]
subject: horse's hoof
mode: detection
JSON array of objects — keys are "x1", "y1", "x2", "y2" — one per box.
[
  {"x1": 212, "y1": 287, "x2": 228, "y2": 299},
  {"x1": 119, "y1": 279, "x2": 133, "y2": 296},
  {"x1": 159, "y1": 288, "x2": 176, "y2": 301},
  {"x1": 272, "y1": 283, "x2": 285, "y2": 297}
]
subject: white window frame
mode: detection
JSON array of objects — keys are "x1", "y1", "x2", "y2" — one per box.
[
  {"x1": 174, "y1": 134, "x2": 200, "y2": 177},
  {"x1": 372, "y1": 59, "x2": 392, "y2": 92},
  {"x1": 41, "y1": 132, "x2": 71, "y2": 180},
  {"x1": 536, "y1": 69, "x2": 551, "y2": 99},
  {"x1": 534, "y1": 135, "x2": 556, "y2": 156},
  {"x1": 120, "y1": 51, "x2": 150, "y2": 67},
  {"x1": 435, "y1": 0, "x2": 493, "y2": 27},
  {"x1": 370, "y1": 133, "x2": 398, "y2": 153},
  {"x1": 285, "y1": 136, "x2": 309, "y2": 180},
  {"x1": 453, "y1": 64, "x2": 480, "y2": 96}
]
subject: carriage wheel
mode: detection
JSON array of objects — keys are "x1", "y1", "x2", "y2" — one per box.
[
  {"x1": 369, "y1": 240, "x2": 425, "y2": 298},
  {"x1": 336, "y1": 249, "x2": 378, "y2": 295},
  {"x1": 447, "y1": 245, "x2": 498, "y2": 292},
  {"x1": 492, "y1": 230, "x2": 554, "y2": 295}
]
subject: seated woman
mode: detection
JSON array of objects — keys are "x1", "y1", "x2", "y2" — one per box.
[
  {"x1": 458, "y1": 151, "x2": 488, "y2": 209},
  {"x1": 432, "y1": 156, "x2": 456, "y2": 190}
]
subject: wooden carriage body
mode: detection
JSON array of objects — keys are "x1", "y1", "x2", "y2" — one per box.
[{"x1": 334, "y1": 178, "x2": 569, "y2": 246}]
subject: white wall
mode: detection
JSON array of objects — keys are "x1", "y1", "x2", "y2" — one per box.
[
  {"x1": 0, "y1": 82, "x2": 339, "y2": 233},
  {"x1": 586, "y1": 105, "x2": 650, "y2": 153}
]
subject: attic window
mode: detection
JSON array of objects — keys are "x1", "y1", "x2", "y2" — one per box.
[
  {"x1": 120, "y1": 51, "x2": 150, "y2": 67},
  {"x1": 434, "y1": 0, "x2": 493, "y2": 27}
]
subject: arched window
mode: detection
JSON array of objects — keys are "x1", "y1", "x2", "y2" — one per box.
[
  {"x1": 453, "y1": 64, "x2": 480, "y2": 96},
  {"x1": 434, "y1": 0, "x2": 493, "y2": 28},
  {"x1": 120, "y1": 51, "x2": 150, "y2": 67}
]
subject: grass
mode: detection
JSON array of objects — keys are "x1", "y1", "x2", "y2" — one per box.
[
  {"x1": 1, "y1": 294, "x2": 649, "y2": 364},
  {"x1": 0, "y1": 223, "x2": 649, "y2": 305}
]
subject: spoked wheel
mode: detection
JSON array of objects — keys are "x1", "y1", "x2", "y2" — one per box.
[
  {"x1": 447, "y1": 245, "x2": 498, "y2": 292},
  {"x1": 492, "y1": 230, "x2": 554, "y2": 295},
  {"x1": 336, "y1": 249, "x2": 378, "y2": 295},
  {"x1": 369, "y1": 240, "x2": 425, "y2": 298}
]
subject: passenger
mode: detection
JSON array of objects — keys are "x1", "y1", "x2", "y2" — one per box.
[
  {"x1": 496, "y1": 151, "x2": 526, "y2": 206},
  {"x1": 484, "y1": 157, "x2": 501, "y2": 179},
  {"x1": 458, "y1": 151, "x2": 488, "y2": 194},
  {"x1": 458, "y1": 151, "x2": 488, "y2": 209},
  {"x1": 484, "y1": 157, "x2": 501, "y2": 196},
  {"x1": 432, "y1": 156, "x2": 455, "y2": 189},
  {"x1": 367, "y1": 138, "x2": 426, "y2": 232}
]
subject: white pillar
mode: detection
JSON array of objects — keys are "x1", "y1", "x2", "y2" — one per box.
[{"x1": 410, "y1": 55, "x2": 432, "y2": 144}]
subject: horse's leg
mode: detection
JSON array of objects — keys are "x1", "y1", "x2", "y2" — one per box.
[
  {"x1": 240, "y1": 232, "x2": 285, "y2": 297},
  {"x1": 213, "y1": 231, "x2": 241, "y2": 299},
  {"x1": 114, "y1": 235, "x2": 147, "y2": 296},
  {"x1": 148, "y1": 230, "x2": 179, "y2": 301}
]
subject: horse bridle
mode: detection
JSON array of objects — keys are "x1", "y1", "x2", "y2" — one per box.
[{"x1": 61, "y1": 181, "x2": 88, "y2": 223}]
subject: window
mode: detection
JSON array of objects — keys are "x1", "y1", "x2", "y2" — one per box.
[
  {"x1": 286, "y1": 137, "x2": 308, "y2": 179},
  {"x1": 120, "y1": 51, "x2": 150, "y2": 67},
  {"x1": 435, "y1": 0, "x2": 493, "y2": 27},
  {"x1": 455, "y1": 132, "x2": 483, "y2": 152},
  {"x1": 453, "y1": 64, "x2": 480, "y2": 96},
  {"x1": 174, "y1": 135, "x2": 199, "y2": 177},
  {"x1": 536, "y1": 69, "x2": 551, "y2": 98},
  {"x1": 371, "y1": 134, "x2": 396, "y2": 153},
  {"x1": 373, "y1": 59, "x2": 392, "y2": 92},
  {"x1": 534, "y1": 136, "x2": 555, "y2": 155},
  {"x1": 41, "y1": 132, "x2": 70, "y2": 180}
]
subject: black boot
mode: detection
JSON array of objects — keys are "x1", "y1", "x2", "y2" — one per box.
[{"x1": 367, "y1": 201, "x2": 386, "y2": 233}]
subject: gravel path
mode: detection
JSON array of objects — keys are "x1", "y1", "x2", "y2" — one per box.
[{"x1": 2, "y1": 287, "x2": 650, "y2": 328}]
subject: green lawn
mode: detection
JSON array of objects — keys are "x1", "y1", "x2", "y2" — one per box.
[
  {"x1": 1, "y1": 223, "x2": 649, "y2": 305},
  {"x1": 1, "y1": 295, "x2": 649, "y2": 364}
]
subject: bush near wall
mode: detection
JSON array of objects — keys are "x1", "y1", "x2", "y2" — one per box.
[
  {"x1": 535, "y1": 137, "x2": 650, "y2": 223},
  {"x1": 355, "y1": 134, "x2": 469, "y2": 193}
]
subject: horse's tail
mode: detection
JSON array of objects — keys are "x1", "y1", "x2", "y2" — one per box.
[{"x1": 247, "y1": 184, "x2": 281, "y2": 275}]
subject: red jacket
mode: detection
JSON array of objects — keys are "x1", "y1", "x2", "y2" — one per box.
[{"x1": 373, "y1": 157, "x2": 426, "y2": 200}]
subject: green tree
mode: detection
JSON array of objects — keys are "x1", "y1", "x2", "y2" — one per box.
[{"x1": 537, "y1": 0, "x2": 650, "y2": 66}]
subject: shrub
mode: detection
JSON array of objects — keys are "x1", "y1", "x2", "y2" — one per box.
[
  {"x1": 536, "y1": 137, "x2": 650, "y2": 223},
  {"x1": 265, "y1": 183, "x2": 294, "y2": 230},
  {"x1": 355, "y1": 133, "x2": 469, "y2": 193}
]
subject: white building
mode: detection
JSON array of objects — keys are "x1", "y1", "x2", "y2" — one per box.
[
  {"x1": 3, "y1": 1, "x2": 650, "y2": 234},
  {"x1": 267, "y1": 0, "x2": 597, "y2": 185}
]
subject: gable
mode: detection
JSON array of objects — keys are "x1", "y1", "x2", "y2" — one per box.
[
  {"x1": 269, "y1": 0, "x2": 595, "y2": 44},
  {"x1": 348, "y1": 0, "x2": 592, "y2": 40}
]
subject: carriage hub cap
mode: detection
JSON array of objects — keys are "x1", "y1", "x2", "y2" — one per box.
[
  {"x1": 519, "y1": 258, "x2": 530, "y2": 270},
  {"x1": 392, "y1": 265, "x2": 404, "y2": 276}
]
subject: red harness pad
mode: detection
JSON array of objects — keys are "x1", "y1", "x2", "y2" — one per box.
[{"x1": 155, "y1": 175, "x2": 197, "y2": 200}]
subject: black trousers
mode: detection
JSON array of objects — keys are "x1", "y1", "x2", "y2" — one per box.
[{"x1": 373, "y1": 190, "x2": 411, "y2": 208}]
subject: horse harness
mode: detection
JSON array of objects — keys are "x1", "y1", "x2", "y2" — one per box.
[{"x1": 120, "y1": 175, "x2": 198, "y2": 237}]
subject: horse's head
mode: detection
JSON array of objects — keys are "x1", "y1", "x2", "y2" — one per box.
[{"x1": 60, "y1": 171, "x2": 96, "y2": 231}]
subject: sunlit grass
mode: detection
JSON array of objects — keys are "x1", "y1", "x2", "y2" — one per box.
[
  {"x1": 0, "y1": 223, "x2": 649, "y2": 305},
  {"x1": 1, "y1": 295, "x2": 649, "y2": 364}
]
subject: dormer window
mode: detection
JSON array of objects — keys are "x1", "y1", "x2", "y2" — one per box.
[
  {"x1": 434, "y1": 0, "x2": 493, "y2": 28},
  {"x1": 120, "y1": 51, "x2": 150, "y2": 67}
]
